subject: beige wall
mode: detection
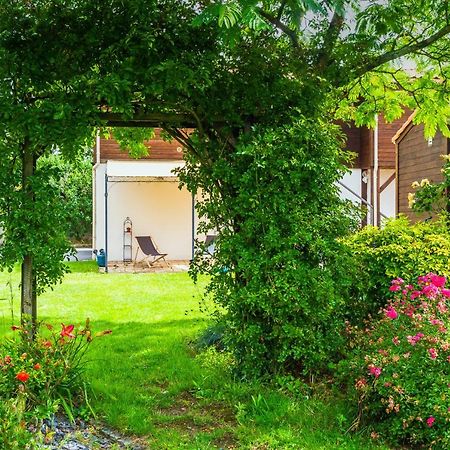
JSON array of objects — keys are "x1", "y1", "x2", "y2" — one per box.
[{"x1": 94, "y1": 164, "x2": 194, "y2": 262}]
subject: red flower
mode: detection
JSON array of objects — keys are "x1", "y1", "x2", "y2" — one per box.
[
  {"x1": 42, "y1": 340, "x2": 52, "y2": 348},
  {"x1": 33, "y1": 363, "x2": 41, "y2": 370},
  {"x1": 60, "y1": 324, "x2": 75, "y2": 339},
  {"x1": 426, "y1": 416, "x2": 435, "y2": 427},
  {"x1": 15, "y1": 371, "x2": 30, "y2": 383},
  {"x1": 11, "y1": 325, "x2": 21, "y2": 331}
]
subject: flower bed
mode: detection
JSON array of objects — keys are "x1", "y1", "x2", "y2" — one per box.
[{"x1": 342, "y1": 274, "x2": 450, "y2": 448}]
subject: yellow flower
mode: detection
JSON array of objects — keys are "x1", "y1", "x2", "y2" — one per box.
[
  {"x1": 411, "y1": 181, "x2": 420, "y2": 189},
  {"x1": 408, "y1": 192, "x2": 415, "y2": 208},
  {"x1": 420, "y1": 178, "x2": 430, "y2": 187},
  {"x1": 441, "y1": 154, "x2": 450, "y2": 161}
]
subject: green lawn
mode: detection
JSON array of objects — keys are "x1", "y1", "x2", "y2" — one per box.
[{"x1": 0, "y1": 262, "x2": 388, "y2": 449}]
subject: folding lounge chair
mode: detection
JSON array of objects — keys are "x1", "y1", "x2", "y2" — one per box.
[{"x1": 134, "y1": 236, "x2": 168, "y2": 268}]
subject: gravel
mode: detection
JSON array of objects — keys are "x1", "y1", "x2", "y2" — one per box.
[{"x1": 29, "y1": 416, "x2": 148, "y2": 450}]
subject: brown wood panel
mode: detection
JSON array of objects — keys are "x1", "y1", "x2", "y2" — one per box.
[
  {"x1": 338, "y1": 121, "x2": 361, "y2": 167},
  {"x1": 378, "y1": 112, "x2": 411, "y2": 169},
  {"x1": 99, "y1": 129, "x2": 187, "y2": 162},
  {"x1": 397, "y1": 123, "x2": 447, "y2": 222},
  {"x1": 359, "y1": 127, "x2": 373, "y2": 169}
]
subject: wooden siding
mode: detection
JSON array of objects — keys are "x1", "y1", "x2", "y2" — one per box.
[
  {"x1": 359, "y1": 127, "x2": 373, "y2": 169},
  {"x1": 100, "y1": 129, "x2": 185, "y2": 162},
  {"x1": 340, "y1": 112, "x2": 409, "y2": 169},
  {"x1": 397, "y1": 123, "x2": 447, "y2": 221},
  {"x1": 340, "y1": 122, "x2": 361, "y2": 167},
  {"x1": 378, "y1": 113, "x2": 410, "y2": 169}
]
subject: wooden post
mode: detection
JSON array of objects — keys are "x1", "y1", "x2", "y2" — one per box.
[{"x1": 20, "y1": 140, "x2": 37, "y2": 334}]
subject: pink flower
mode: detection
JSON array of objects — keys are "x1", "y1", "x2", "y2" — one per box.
[
  {"x1": 431, "y1": 275, "x2": 446, "y2": 288},
  {"x1": 422, "y1": 284, "x2": 439, "y2": 299},
  {"x1": 410, "y1": 291, "x2": 421, "y2": 300},
  {"x1": 442, "y1": 289, "x2": 450, "y2": 298},
  {"x1": 369, "y1": 366, "x2": 382, "y2": 378},
  {"x1": 385, "y1": 306, "x2": 398, "y2": 320},
  {"x1": 389, "y1": 285, "x2": 401, "y2": 292},
  {"x1": 429, "y1": 348, "x2": 438, "y2": 360},
  {"x1": 407, "y1": 333, "x2": 424, "y2": 346},
  {"x1": 426, "y1": 416, "x2": 435, "y2": 427},
  {"x1": 437, "y1": 301, "x2": 448, "y2": 313}
]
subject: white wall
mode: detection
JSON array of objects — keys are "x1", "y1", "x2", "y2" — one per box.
[
  {"x1": 93, "y1": 163, "x2": 107, "y2": 252},
  {"x1": 338, "y1": 169, "x2": 362, "y2": 203},
  {"x1": 379, "y1": 168, "x2": 396, "y2": 219},
  {"x1": 94, "y1": 164, "x2": 194, "y2": 262}
]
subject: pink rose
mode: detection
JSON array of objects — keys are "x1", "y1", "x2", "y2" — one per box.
[
  {"x1": 369, "y1": 366, "x2": 382, "y2": 378},
  {"x1": 385, "y1": 306, "x2": 398, "y2": 320},
  {"x1": 430, "y1": 275, "x2": 446, "y2": 288}
]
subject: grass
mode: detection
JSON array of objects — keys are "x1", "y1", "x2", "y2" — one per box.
[{"x1": 0, "y1": 262, "x2": 389, "y2": 449}]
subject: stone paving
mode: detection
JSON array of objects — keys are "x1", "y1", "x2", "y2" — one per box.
[{"x1": 106, "y1": 260, "x2": 190, "y2": 273}]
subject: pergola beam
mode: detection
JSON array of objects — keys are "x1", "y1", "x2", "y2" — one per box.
[{"x1": 99, "y1": 111, "x2": 199, "y2": 128}]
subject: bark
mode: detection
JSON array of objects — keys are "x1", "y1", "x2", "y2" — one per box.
[{"x1": 20, "y1": 139, "x2": 37, "y2": 335}]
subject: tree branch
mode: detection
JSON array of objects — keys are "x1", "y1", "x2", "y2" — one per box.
[
  {"x1": 316, "y1": 10, "x2": 345, "y2": 70},
  {"x1": 353, "y1": 24, "x2": 450, "y2": 79},
  {"x1": 256, "y1": 8, "x2": 300, "y2": 49}
]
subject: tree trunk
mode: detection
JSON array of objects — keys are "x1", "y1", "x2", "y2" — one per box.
[{"x1": 21, "y1": 140, "x2": 37, "y2": 334}]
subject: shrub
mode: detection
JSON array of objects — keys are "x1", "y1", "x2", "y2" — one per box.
[
  {"x1": 0, "y1": 397, "x2": 34, "y2": 450},
  {"x1": 343, "y1": 215, "x2": 450, "y2": 323},
  {"x1": 0, "y1": 320, "x2": 111, "y2": 421},
  {"x1": 180, "y1": 116, "x2": 359, "y2": 378},
  {"x1": 340, "y1": 274, "x2": 450, "y2": 448}
]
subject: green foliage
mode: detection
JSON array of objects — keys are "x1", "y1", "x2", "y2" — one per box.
[
  {"x1": 340, "y1": 275, "x2": 450, "y2": 448},
  {"x1": 343, "y1": 216, "x2": 450, "y2": 323},
  {"x1": 0, "y1": 397, "x2": 34, "y2": 450},
  {"x1": 0, "y1": 321, "x2": 109, "y2": 420},
  {"x1": 409, "y1": 155, "x2": 450, "y2": 215},
  {"x1": 113, "y1": 128, "x2": 155, "y2": 159},
  {"x1": 37, "y1": 153, "x2": 93, "y2": 243},
  {"x1": 181, "y1": 115, "x2": 359, "y2": 377},
  {"x1": 0, "y1": 147, "x2": 76, "y2": 293}
]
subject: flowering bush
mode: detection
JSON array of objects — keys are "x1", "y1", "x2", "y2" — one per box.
[
  {"x1": 0, "y1": 320, "x2": 111, "y2": 421},
  {"x1": 341, "y1": 274, "x2": 450, "y2": 448},
  {"x1": 343, "y1": 216, "x2": 450, "y2": 324},
  {"x1": 408, "y1": 155, "x2": 450, "y2": 215}
]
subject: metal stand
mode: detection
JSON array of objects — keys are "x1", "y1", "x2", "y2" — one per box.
[{"x1": 123, "y1": 217, "x2": 133, "y2": 263}]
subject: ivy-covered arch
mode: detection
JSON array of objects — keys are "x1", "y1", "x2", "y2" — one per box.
[{"x1": 0, "y1": 0, "x2": 449, "y2": 372}]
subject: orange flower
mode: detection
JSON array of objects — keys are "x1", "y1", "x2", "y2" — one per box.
[
  {"x1": 60, "y1": 324, "x2": 75, "y2": 339},
  {"x1": 42, "y1": 340, "x2": 52, "y2": 348},
  {"x1": 33, "y1": 363, "x2": 41, "y2": 370},
  {"x1": 15, "y1": 371, "x2": 30, "y2": 383}
]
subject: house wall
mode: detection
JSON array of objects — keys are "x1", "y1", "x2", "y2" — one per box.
[
  {"x1": 100, "y1": 129, "x2": 186, "y2": 162},
  {"x1": 93, "y1": 163, "x2": 194, "y2": 262},
  {"x1": 397, "y1": 124, "x2": 447, "y2": 221},
  {"x1": 378, "y1": 114, "x2": 411, "y2": 168},
  {"x1": 380, "y1": 168, "x2": 396, "y2": 219},
  {"x1": 339, "y1": 169, "x2": 363, "y2": 203}
]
